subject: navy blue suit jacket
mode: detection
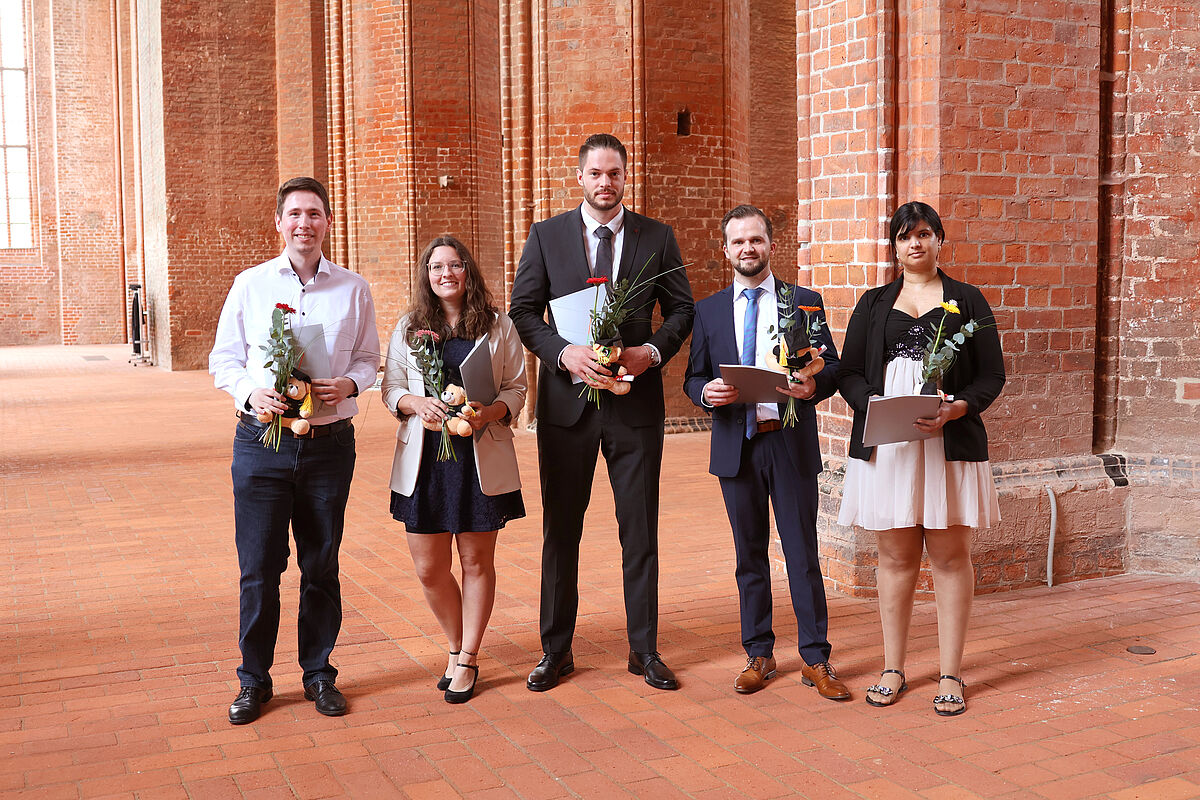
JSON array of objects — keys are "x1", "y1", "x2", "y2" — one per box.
[{"x1": 684, "y1": 279, "x2": 839, "y2": 478}]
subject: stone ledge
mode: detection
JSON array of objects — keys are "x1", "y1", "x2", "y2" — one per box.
[{"x1": 818, "y1": 451, "x2": 1199, "y2": 497}]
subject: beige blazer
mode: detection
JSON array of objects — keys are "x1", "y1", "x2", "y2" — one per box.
[{"x1": 382, "y1": 313, "x2": 527, "y2": 497}]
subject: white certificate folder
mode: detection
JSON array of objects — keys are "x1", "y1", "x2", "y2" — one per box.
[
  {"x1": 861, "y1": 394, "x2": 944, "y2": 447},
  {"x1": 718, "y1": 364, "x2": 789, "y2": 405}
]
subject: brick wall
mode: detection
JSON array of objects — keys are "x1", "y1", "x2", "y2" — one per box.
[
  {"x1": 13, "y1": 0, "x2": 1200, "y2": 586},
  {"x1": 748, "y1": 0, "x2": 798, "y2": 279},
  {"x1": 153, "y1": 0, "x2": 280, "y2": 369},
  {"x1": 1097, "y1": 0, "x2": 1200, "y2": 458},
  {"x1": 0, "y1": 0, "x2": 57, "y2": 344},
  {"x1": 0, "y1": 0, "x2": 126, "y2": 347}
]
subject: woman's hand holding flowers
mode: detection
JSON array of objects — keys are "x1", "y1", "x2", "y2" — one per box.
[{"x1": 400, "y1": 393, "x2": 450, "y2": 425}]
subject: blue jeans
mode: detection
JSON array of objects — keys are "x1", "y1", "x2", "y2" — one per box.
[{"x1": 231, "y1": 420, "x2": 356, "y2": 689}]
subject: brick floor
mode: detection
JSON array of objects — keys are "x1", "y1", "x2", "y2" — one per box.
[{"x1": 2, "y1": 344, "x2": 1198, "y2": 799}]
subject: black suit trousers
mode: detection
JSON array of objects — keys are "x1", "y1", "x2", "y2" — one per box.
[
  {"x1": 718, "y1": 429, "x2": 831, "y2": 666},
  {"x1": 536, "y1": 403, "x2": 664, "y2": 654}
]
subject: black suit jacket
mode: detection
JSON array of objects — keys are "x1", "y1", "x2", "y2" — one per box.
[
  {"x1": 836, "y1": 269, "x2": 1005, "y2": 462},
  {"x1": 683, "y1": 279, "x2": 840, "y2": 478},
  {"x1": 509, "y1": 206, "x2": 695, "y2": 427}
]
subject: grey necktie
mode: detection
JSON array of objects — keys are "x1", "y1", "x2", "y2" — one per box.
[{"x1": 594, "y1": 225, "x2": 613, "y2": 281}]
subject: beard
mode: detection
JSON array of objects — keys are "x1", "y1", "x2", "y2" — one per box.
[
  {"x1": 584, "y1": 185, "x2": 624, "y2": 213},
  {"x1": 732, "y1": 253, "x2": 770, "y2": 279}
]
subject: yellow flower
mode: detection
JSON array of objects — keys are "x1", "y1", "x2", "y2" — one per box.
[
  {"x1": 940, "y1": 300, "x2": 961, "y2": 314},
  {"x1": 776, "y1": 338, "x2": 789, "y2": 369}
]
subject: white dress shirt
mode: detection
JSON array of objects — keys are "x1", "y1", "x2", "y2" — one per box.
[
  {"x1": 558, "y1": 204, "x2": 660, "y2": 367},
  {"x1": 580, "y1": 203, "x2": 626, "y2": 279},
  {"x1": 732, "y1": 272, "x2": 781, "y2": 423},
  {"x1": 209, "y1": 253, "x2": 381, "y2": 425}
]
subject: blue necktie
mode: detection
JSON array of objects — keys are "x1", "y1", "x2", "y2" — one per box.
[{"x1": 741, "y1": 287, "x2": 763, "y2": 439}]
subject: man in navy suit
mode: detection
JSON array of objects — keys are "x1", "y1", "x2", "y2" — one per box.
[
  {"x1": 510, "y1": 134, "x2": 694, "y2": 692},
  {"x1": 683, "y1": 204, "x2": 848, "y2": 698}
]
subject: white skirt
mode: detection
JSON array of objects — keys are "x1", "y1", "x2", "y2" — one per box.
[{"x1": 838, "y1": 357, "x2": 1000, "y2": 531}]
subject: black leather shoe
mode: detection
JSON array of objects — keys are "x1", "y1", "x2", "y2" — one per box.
[
  {"x1": 526, "y1": 651, "x2": 574, "y2": 692},
  {"x1": 303, "y1": 680, "x2": 347, "y2": 716},
  {"x1": 228, "y1": 686, "x2": 271, "y2": 725},
  {"x1": 628, "y1": 651, "x2": 679, "y2": 691}
]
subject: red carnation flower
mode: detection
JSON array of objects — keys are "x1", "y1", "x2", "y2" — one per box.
[{"x1": 587, "y1": 277, "x2": 609, "y2": 285}]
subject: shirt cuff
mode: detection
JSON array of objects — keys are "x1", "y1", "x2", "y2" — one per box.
[
  {"x1": 556, "y1": 346, "x2": 569, "y2": 370},
  {"x1": 645, "y1": 344, "x2": 662, "y2": 367}
]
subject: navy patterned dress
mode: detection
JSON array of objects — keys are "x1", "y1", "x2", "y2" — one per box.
[{"x1": 390, "y1": 337, "x2": 526, "y2": 534}]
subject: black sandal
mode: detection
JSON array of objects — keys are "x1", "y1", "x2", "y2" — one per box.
[
  {"x1": 865, "y1": 669, "x2": 907, "y2": 707},
  {"x1": 445, "y1": 651, "x2": 479, "y2": 704},
  {"x1": 436, "y1": 650, "x2": 461, "y2": 691},
  {"x1": 933, "y1": 674, "x2": 966, "y2": 716}
]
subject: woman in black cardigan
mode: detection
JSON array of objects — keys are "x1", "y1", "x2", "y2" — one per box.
[{"x1": 837, "y1": 202, "x2": 1005, "y2": 716}]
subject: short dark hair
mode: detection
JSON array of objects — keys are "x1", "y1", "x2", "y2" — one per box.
[
  {"x1": 888, "y1": 201, "x2": 944, "y2": 251},
  {"x1": 720, "y1": 204, "x2": 773, "y2": 242},
  {"x1": 578, "y1": 134, "x2": 627, "y2": 169},
  {"x1": 276, "y1": 177, "x2": 331, "y2": 217}
]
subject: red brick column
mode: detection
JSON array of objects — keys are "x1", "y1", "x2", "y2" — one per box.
[
  {"x1": 1098, "y1": 0, "x2": 1200, "y2": 577},
  {"x1": 138, "y1": 0, "x2": 280, "y2": 369}
]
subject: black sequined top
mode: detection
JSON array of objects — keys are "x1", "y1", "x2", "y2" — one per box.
[{"x1": 884, "y1": 308, "x2": 939, "y2": 364}]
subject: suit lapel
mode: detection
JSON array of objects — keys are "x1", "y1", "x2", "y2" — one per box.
[
  {"x1": 711, "y1": 286, "x2": 738, "y2": 366},
  {"x1": 566, "y1": 207, "x2": 591, "y2": 286},
  {"x1": 618, "y1": 209, "x2": 641, "y2": 282}
]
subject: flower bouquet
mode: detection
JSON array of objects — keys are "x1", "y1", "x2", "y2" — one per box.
[
  {"x1": 579, "y1": 256, "x2": 686, "y2": 407},
  {"x1": 768, "y1": 284, "x2": 828, "y2": 426},
  {"x1": 579, "y1": 276, "x2": 631, "y2": 405},
  {"x1": 918, "y1": 300, "x2": 990, "y2": 396},
  {"x1": 257, "y1": 303, "x2": 311, "y2": 450},
  {"x1": 408, "y1": 329, "x2": 456, "y2": 461}
]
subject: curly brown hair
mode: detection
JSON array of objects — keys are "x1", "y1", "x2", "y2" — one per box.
[{"x1": 405, "y1": 235, "x2": 498, "y2": 341}]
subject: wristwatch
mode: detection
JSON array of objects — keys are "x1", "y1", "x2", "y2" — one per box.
[{"x1": 646, "y1": 345, "x2": 661, "y2": 367}]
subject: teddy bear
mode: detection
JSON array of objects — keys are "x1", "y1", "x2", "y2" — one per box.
[
  {"x1": 772, "y1": 326, "x2": 825, "y2": 383},
  {"x1": 256, "y1": 368, "x2": 315, "y2": 435},
  {"x1": 420, "y1": 383, "x2": 477, "y2": 436}
]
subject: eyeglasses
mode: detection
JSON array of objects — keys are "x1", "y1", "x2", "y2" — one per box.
[{"x1": 429, "y1": 262, "x2": 466, "y2": 275}]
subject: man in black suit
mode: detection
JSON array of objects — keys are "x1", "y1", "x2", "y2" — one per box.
[
  {"x1": 683, "y1": 204, "x2": 849, "y2": 699},
  {"x1": 509, "y1": 133, "x2": 694, "y2": 691}
]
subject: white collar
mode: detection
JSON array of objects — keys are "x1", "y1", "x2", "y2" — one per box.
[
  {"x1": 732, "y1": 271, "x2": 776, "y2": 300},
  {"x1": 580, "y1": 204, "x2": 625, "y2": 236}
]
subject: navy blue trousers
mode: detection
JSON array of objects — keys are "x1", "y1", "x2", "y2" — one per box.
[
  {"x1": 231, "y1": 420, "x2": 355, "y2": 689},
  {"x1": 718, "y1": 429, "x2": 831, "y2": 666}
]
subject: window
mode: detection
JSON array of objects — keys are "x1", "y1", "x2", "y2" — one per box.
[{"x1": 0, "y1": 0, "x2": 30, "y2": 249}]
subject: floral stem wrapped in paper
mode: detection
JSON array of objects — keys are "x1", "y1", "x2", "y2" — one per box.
[
  {"x1": 256, "y1": 303, "x2": 311, "y2": 450},
  {"x1": 408, "y1": 329, "x2": 457, "y2": 462},
  {"x1": 580, "y1": 256, "x2": 687, "y2": 407},
  {"x1": 918, "y1": 300, "x2": 993, "y2": 396},
  {"x1": 768, "y1": 283, "x2": 828, "y2": 427}
]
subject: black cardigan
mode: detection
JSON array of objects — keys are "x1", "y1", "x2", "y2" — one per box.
[{"x1": 837, "y1": 270, "x2": 1005, "y2": 462}]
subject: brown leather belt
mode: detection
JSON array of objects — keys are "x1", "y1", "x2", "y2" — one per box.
[
  {"x1": 238, "y1": 412, "x2": 352, "y2": 439},
  {"x1": 756, "y1": 419, "x2": 782, "y2": 434}
]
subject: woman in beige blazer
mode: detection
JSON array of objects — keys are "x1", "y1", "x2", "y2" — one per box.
[{"x1": 381, "y1": 235, "x2": 527, "y2": 703}]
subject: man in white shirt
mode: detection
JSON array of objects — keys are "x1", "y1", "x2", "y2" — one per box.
[
  {"x1": 209, "y1": 177, "x2": 379, "y2": 724},
  {"x1": 683, "y1": 204, "x2": 848, "y2": 699}
]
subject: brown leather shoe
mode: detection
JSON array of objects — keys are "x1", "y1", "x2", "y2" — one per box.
[
  {"x1": 800, "y1": 661, "x2": 851, "y2": 700},
  {"x1": 733, "y1": 655, "x2": 776, "y2": 694}
]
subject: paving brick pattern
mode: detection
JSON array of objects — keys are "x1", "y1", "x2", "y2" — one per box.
[{"x1": 3, "y1": 345, "x2": 1198, "y2": 799}]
